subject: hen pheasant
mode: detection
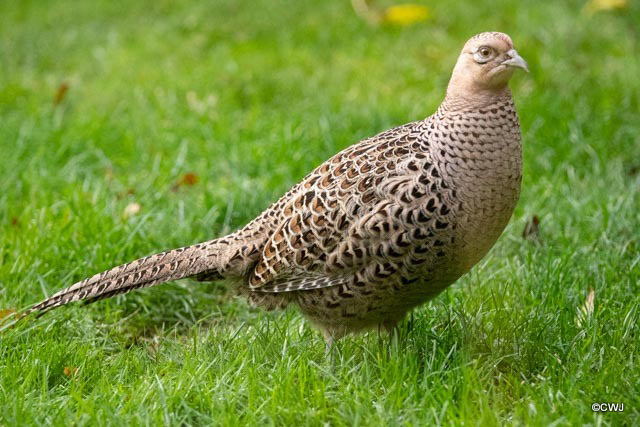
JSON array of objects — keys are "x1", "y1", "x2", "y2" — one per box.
[{"x1": 26, "y1": 32, "x2": 528, "y2": 343}]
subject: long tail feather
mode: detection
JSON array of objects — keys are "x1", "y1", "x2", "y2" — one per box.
[{"x1": 24, "y1": 241, "x2": 218, "y2": 316}]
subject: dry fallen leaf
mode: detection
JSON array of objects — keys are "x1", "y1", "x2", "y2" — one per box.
[
  {"x1": 583, "y1": 0, "x2": 628, "y2": 15},
  {"x1": 63, "y1": 366, "x2": 78, "y2": 377},
  {"x1": 117, "y1": 188, "x2": 136, "y2": 200},
  {"x1": 182, "y1": 173, "x2": 199, "y2": 186},
  {"x1": 383, "y1": 3, "x2": 430, "y2": 26},
  {"x1": 0, "y1": 309, "x2": 19, "y2": 330},
  {"x1": 522, "y1": 214, "x2": 540, "y2": 240},
  {"x1": 576, "y1": 288, "x2": 595, "y2": 327},
  {"x1": 54, "y1": 82, "x2": 69, "y2": 106},
  {"x1": 123, "y1": 202, "x2": 141, "y2": 218},
  {"x1": 0, "y1": 309, "x2": 16, "y2": 321},
  {"x1": 172, "y1": 173, "x2": 199, "y2": 191}
]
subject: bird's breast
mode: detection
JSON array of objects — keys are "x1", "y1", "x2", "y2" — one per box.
[{"x1": 427, "y1": 106, "x2": 523, "y2": 278}]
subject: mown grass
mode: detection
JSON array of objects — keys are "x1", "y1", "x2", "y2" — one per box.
[{"x1": 1, "y1": 0, "x2": 639, "y2": 425}]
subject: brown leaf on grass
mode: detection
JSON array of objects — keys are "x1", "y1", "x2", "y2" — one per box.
[
  {"x1": 0, "y1": 309, "x2": 19, "y2": 330},
  {"x1": 522, "y1": 215, "x2": 540, "y2": 240},
  {"x1": 116, "y1": 188, "x2": 136, "y2": 200},
  {"x1": 182, "y1": 173, "x2": 199, "y2": 186},
  {"x1": 63, "y1": 366, "x2": 78, "y2": 377},
  {"x1": 172, "y1": 173, "x2": 199, "y2": 191},
  {"x1": 576, "y1": 288, "x2": 595, "y2": 327},
  {"x1": 0, "y1": 309, "x2": 16, "y2": 321},
  {"x1": 10, "y1": 217, "x2": 20, "y2": 227},
  {"x1": 54, "y1": 82, "x2": 69, "y2": 106}
]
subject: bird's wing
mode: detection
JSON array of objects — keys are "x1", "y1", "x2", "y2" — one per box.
[{"x1": 247, "y1": 119, "x2": 453, "y2": 292}]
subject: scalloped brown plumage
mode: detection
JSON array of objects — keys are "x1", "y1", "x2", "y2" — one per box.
[{"x1": 26, "y1": 32, "x2": 528, "y2": 344}]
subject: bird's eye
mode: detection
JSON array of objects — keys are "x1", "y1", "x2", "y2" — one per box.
[{"x1": 474, "y1": 46, "x2": 494, "y2": 63}]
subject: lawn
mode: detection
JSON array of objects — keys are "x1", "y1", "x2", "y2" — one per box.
[{"x1": 1, "y1": 0, "x2": 639, "y2": 425}]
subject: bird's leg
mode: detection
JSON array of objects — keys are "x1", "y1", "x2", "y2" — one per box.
[
  {"x1": 387, "y1": 322, "x2": 399, "y2": 351},
  {"x1": 324, "y1": 332, "x2": 334, "y2": 357},
  {"x1": 383, "y1": 317, "x2": 407, "y2": 352},
  {"x1": 376, "y1": 323, "x2": 387, "y2": 354},
  {"x1": 323, "y1": 332, "x2": 338, "y2": 369}
]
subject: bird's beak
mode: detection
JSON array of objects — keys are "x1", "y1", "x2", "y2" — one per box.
[{"x1": 502, "y1": 49, "x2": 529, "y2": 73}]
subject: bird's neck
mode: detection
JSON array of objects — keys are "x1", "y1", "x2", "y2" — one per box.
[{"x1": 442, "y1": 85, "x2": 513, "y2": 112}]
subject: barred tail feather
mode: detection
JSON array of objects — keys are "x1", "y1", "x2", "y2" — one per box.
[{"x1": 25, "y1": 242, "x2": 218, "y2": 316}]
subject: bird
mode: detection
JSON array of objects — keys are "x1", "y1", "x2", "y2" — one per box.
[{"x1": 24, "y1": 32, "x2": 528, "y2": 346}]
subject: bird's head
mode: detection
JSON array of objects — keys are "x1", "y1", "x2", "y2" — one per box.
[{"x1": 446, "y1": 32, "x2": 528, "y2": 103}]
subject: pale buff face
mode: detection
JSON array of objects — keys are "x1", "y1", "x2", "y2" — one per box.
[{"x1": 448, "y1": 32, "x2": 528, "y2": 96}]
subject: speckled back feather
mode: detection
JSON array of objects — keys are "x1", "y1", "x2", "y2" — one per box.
[{"x1": 25, "y1": 32, "x2": 526, "y2": 341}]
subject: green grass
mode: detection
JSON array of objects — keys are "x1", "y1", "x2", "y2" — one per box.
[{"x1": 1, "y1": 0, "x2": 639, "y2": 424}]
